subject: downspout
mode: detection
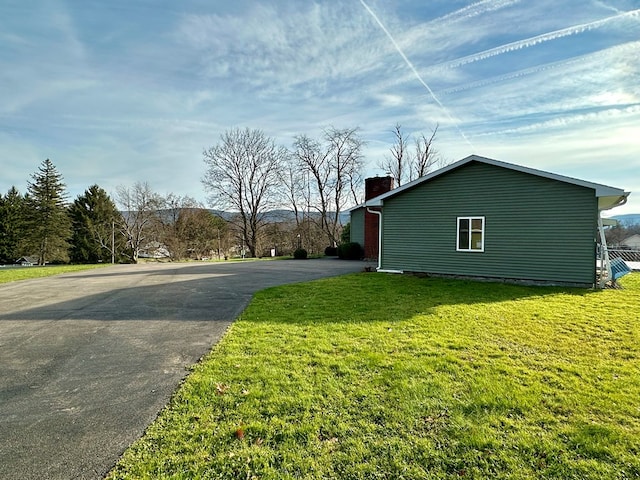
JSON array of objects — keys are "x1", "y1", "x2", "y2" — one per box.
[
  {"x1": 597, "y1": 212, "x2": 610, "y2": 289},
  {"x1": 597, "y1": 193, "x2": 628, "y2": 288},
  {"x1": 367, "y1": 207, "x2": 403, "y2": 274}
]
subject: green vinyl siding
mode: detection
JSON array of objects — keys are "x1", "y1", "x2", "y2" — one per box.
[
  {"x1": 350, "y1": 207, "x2": 365, "y2": 246},
  {"x1": 381, "y1": 162, "x2": 598, "y2": 286}
]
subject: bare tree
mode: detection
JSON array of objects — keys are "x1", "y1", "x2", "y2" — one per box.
[
  {"x1": 115, "y1": 182, "x2": 162, "y2": 263},
  {"x1": 377, "y1": 123, "x2": 441, "y2": 186},
  {"x1": 378, "y1": 123, "x2": 409, "y2": 187},
  {"x1": 279, "y1": 154, "x2": 305, "y2": 228},
  {"x1": 411, "y1": 124, "x2": 441, "y2": 181},
  {"x1": 293, "y1": 127, "x2": 364, "y2": 246},
  {"x1": 202, "y1": 128, "x2": 287, "y2": 258}
]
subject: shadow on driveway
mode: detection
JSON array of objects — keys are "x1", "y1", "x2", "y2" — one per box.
[{"x1": 0, "y1": 259, "x2": 364, "y2": 480}]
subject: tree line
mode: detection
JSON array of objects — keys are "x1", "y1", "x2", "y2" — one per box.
[
  {"x1": 0, "y1": 124, "x2": 440, "y2": 265},
  {"x1": 0, "y1": 159, "x2": 229, "y2": 265},
  {"x1": 202, "y1": 125, "x2": 442, "y2": 258}
]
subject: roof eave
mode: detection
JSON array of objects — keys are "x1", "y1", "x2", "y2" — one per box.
[
  {"x1": 598, "y1": 192, "x2": 630, "y2": 211},
  {"x1": 365, "y1": 198, "x2": 384, "y2": 207}
]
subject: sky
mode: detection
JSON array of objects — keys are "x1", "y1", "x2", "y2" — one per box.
[{"x1": 1, "y1": 0, "x2": 639, "y2": 215}]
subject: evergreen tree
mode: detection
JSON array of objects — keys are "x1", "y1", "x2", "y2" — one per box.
[
  {"x1": 24, "y1": 159, "x2": 72, "y2": 264},
  {"x1": 0, "y1": 186, "x2": 26, "y2": 263},
  {"x1": 69, "y1": 184, "x2": 125, "y2": 263}
]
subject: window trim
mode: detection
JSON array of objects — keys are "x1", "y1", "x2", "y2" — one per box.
[{"x1": 456, "y1": 216, "x2": 485, "y2": 252}]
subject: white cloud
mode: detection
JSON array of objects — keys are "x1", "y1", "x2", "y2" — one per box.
[
  {"x1": 1, "y1": 0, "x2": 639, "y2": 214},
  {"x1": 175, "y1": 2, "x2": 389, "y2": 96}
]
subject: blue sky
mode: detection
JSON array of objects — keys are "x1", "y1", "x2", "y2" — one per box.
[{"x1": 1, "y1": 0, "x2": 639, "y2": 214}]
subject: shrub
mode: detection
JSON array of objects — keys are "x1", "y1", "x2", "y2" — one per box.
[
  {"x1": 293, "y1": 248, "x2": 308, "y2": 259},
  {"x1": 324, "y1": 246, "x2": 338, "y2": 257},
  {"x1": 340, "y1": 222, "x2": 351, "y2": 244},
  {"x1": 338, "y1": 242, "x2": 363, "y2": 260}
]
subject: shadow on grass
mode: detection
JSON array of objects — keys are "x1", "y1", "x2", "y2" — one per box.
[
  {"x1": 236, "y1": 271, "x2": 609, "y2": 327},
  {"x1": 1, "y1": 260, "x2": 626, "y2": 324}
]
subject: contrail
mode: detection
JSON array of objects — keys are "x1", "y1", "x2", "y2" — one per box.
[
  {"x1": 436, "y1": 8, "x2": 640, "y2": 71},
  {"x1": 358, "y1": 0, "x2": 474, "y2": 148},
  {"x1": 436, "y1": 0, "x2": 520, "y2": 25},
  {"x1": 440, "y1": 40, "x2": 640, "y2": 96}
]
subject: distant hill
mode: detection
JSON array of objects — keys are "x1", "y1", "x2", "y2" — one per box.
[
  {"x1": 124, "y1": 208, "x2": 351, "y2": 225},
  {"x1": 610, "y1": 214, "x2": 640, "y2": 227},
  {"x1": 208, "y1": 209, "x2": 349, "y2": 224}
]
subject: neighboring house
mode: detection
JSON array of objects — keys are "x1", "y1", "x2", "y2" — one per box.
[
  {"x1": 138, "y1": 241, "x2": 171, "y2": 259},
  {"x1": 351, "y1": 155, "x2": 629, "y2": 288},
  {"x1": 621, "y1": 234, "x2": 640, "y2": 249},
  {"x1": 14, "y1": 256, "x2": 38, "y2": 266}
]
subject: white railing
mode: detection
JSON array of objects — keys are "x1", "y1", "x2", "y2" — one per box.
[{"x1": 608, "y1": 248, "x2": 640, "y2": 270}]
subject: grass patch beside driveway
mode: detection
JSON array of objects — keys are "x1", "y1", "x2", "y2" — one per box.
[
  {"x1": 0, "y1": 264, "x2": 110, "y2": 283},
  {"x1": 107, "y1": 273, "x2": 640, "y2": 479}
]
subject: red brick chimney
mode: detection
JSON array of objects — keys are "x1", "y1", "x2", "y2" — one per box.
[{"x1": 364, "y1": 176, "x2": 394, "y2": 259}]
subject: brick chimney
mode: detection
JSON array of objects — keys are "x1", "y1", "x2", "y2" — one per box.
[{"x1": 364, "y1": 176, "x2": 394, "y2": 259}]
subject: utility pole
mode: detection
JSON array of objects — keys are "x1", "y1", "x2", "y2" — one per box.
[{"x1": 111, "y1": 220, "x2": 115, "y2": 264}]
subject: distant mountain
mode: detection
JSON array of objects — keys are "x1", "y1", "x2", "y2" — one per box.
[
  {"x1": 207, "y1": 209, "x2": 350, "y2": 224},
  {"x1": 610, "y1": 214, "x2": 640, "y2": 227},
  {"x1": 134, "y1": 208, "x2": 350, "y2": 225}
]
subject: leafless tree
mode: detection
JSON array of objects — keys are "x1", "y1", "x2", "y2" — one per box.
[
  {"x1": 411, "y1": 124, "x2": 441, "y2": 181},
  {"x1": 279, "y1": 154, "x2": 306, "y2": 228},
  {"x1": 293, "y1": 127, "x2": 364, "y2": 246},
  {"x1": 202, "y1": 128, "x2": 287, "y2": 258},
  {"x1": 378, "y1": 123, "x2": 442, "y2": 186},
  {"x1": 115, "y1": 181, "x2": 163, "y2": 263},
  {"x1": 378, "y1": 123, "x2": 409, "y2": 187}
]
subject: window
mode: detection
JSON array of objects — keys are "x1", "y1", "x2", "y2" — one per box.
[{"x1": 457, "y1": 217, "x2": 485, "y2": 252}]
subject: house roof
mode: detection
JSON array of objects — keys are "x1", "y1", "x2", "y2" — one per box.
[
  {"x1": 621, "y1": 234, "x2": 640, "y2": 246},
  {"x1": 364, "y1": 155, "x2": 630, "y2": 211}
]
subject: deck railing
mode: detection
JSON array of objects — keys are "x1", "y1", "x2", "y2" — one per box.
[
  {"x1": 608, "y1": 247, "x2": 640, "y2": 263},
  {"x1": 597, "y1": 247, "x2": 639, "y2": 288}
]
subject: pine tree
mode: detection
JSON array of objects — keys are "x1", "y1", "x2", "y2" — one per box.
[
  {"x1": 24, "y1": 159, "x2": 72, "y2": 264},
  {"x1": 0, "y1": 186, "x2": 26, "y2": 264},
  {"x1": 69, "y1": 185, "x2": 125, "y2": 263}
]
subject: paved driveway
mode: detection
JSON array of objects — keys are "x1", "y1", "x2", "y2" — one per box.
[{"x1": 0, "y1": 259, "x2": 363, "y2": 480}]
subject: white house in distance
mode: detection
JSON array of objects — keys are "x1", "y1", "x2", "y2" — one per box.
[{"x1": 621, "y1": 234, "x2": 640, "y2": 249}]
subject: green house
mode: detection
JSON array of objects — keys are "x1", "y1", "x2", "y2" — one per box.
[{"x1": 353, "y1": 155, "x2": 629, "y2": 288}]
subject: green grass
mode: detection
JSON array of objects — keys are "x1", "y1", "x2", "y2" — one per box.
[
  {"x1": 0, "y1": 263, "x2": 110, "y2": 283},
  {"x1": 107, "y1": 273, "x2": 640, "y2": 479}
]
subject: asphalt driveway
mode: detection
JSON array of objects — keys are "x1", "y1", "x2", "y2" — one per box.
[{"x1": 0, "y1": 259, "x2": 364, "y2": 480}]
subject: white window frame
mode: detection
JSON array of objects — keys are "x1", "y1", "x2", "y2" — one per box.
[{"x1": 456, "y1": 216, "x2": 485, "y2": 252}]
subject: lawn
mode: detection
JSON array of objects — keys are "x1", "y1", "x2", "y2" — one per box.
[
  {"x1": 0, "y1": 263, "x2": 110, "y2": 284},
  {"x1": 107, "y1": 273, "x2": 640, "y2": 479}
]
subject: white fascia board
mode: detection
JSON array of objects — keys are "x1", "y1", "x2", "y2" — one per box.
[{"x1": 364, "y1": 198, "x2": 384, "y2": 207}]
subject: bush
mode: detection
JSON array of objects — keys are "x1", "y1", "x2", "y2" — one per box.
[
  {"x1": 293, "y1": 248, "x2": 308, "y2": 259},
  {"x1": 324, "y1": 246, "x2": 338, "y2": 257},
  {"x1": 340, "y1": 222, "x2": 351, "y2": 244},
  {"x1": 338, "y1": 242, "x2": 363, "y2": 260}
]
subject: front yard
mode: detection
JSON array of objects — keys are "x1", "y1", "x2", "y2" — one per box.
[{"x1": 107, "y1": 272, "x2": 640, "y2": 479}]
